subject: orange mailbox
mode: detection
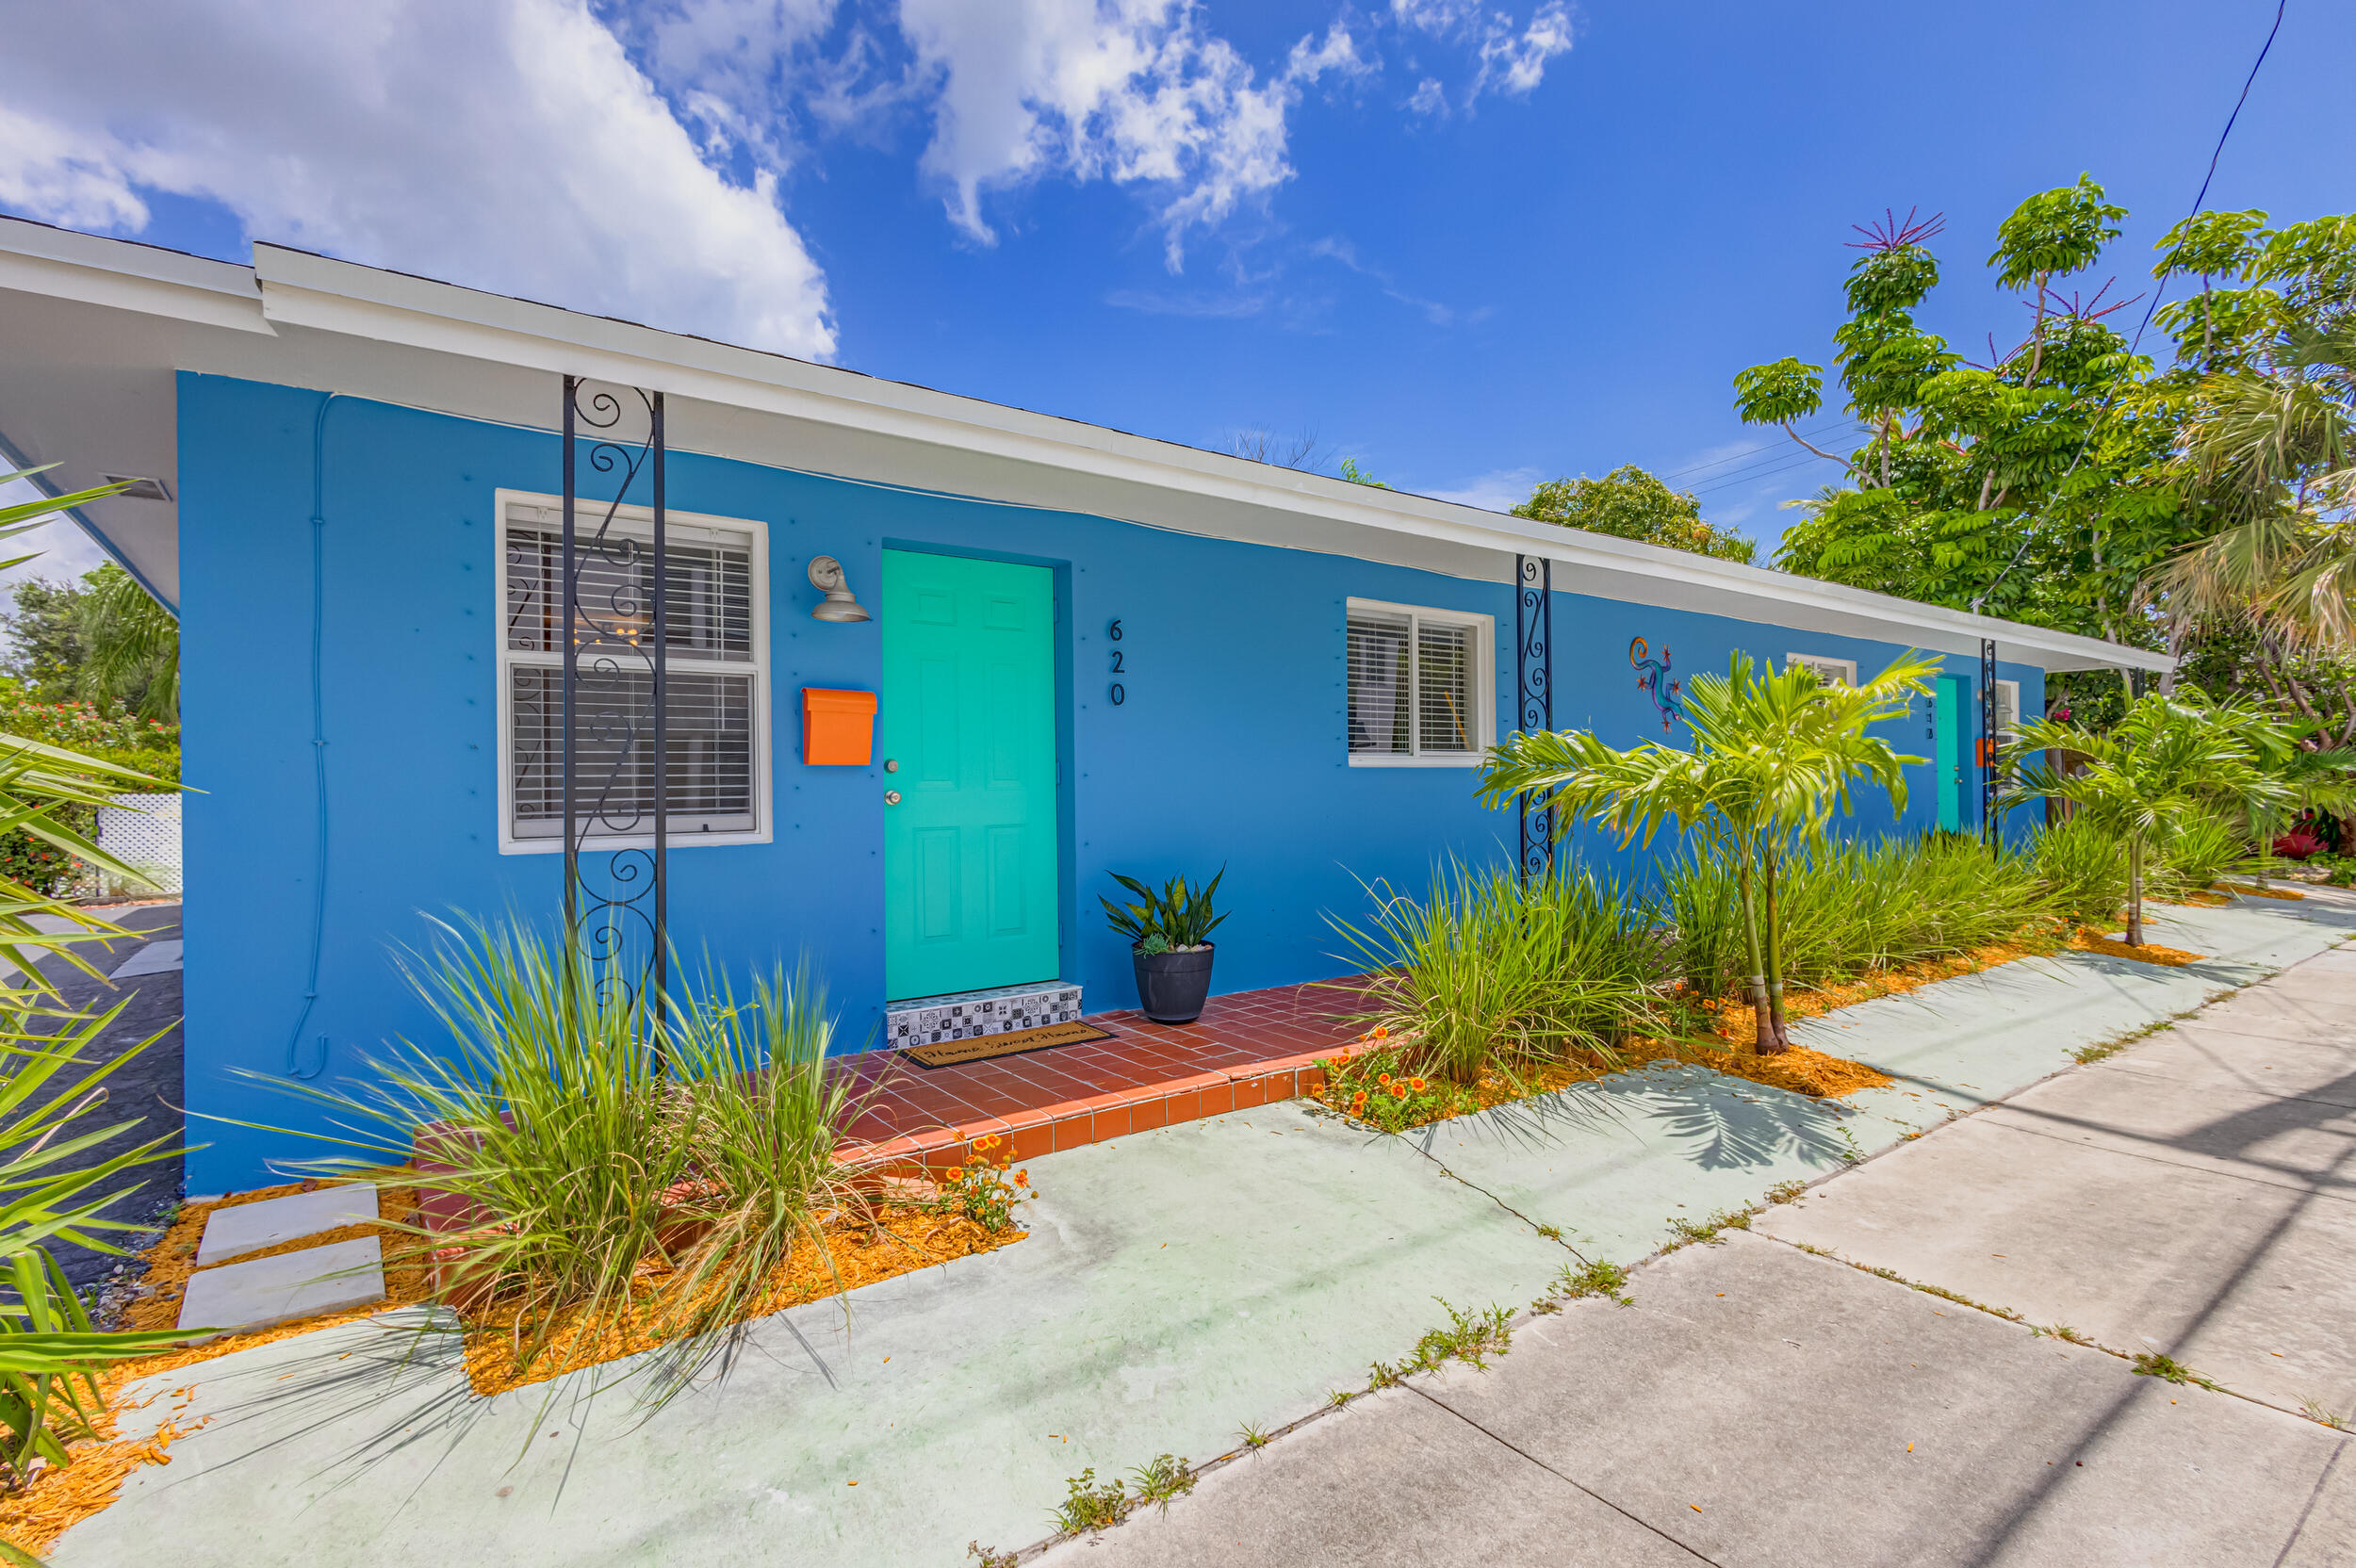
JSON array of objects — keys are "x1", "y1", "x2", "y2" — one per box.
[{"x1": 802, "y1": 688, "x2": 877, "y2": 765}]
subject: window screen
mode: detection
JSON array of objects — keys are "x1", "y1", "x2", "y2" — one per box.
[
  {"x1": 1347, "y1": 604, "x2": 1488, "y2": 760},
  {"x1": 499, "y1": 500, "x2": 764, "y2": 846}
]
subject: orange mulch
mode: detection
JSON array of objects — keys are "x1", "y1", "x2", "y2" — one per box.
[
  {"x1": 117, "y1": 1181, "x2": 423, "y2": 1335},
  {"x1": 0, "y1": 1382, "x2": 205, "y2": 1559},
  {"x1": 463, "y1": 1205, "x2": 1022, "y2": 1397},
  {"x1": 2070, "y1": 931, "x2": 2205, "y2": 967},
  {"x1": 1669, "y1": 1039, "x2": 1895, "y2": 1098},
  {"x1": 2218, "y1": 882, "x2": 2307, "y2": 902}
]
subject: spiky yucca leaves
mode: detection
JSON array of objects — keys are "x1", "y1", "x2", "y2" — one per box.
[
  {"x1": 1325, "y1": 862, "x2": 1664, "y2": 1089},
  {"x1": 1481, "y1": 650, "x2": 1936, "y2": 1051},
  {"x1": 0, "y1": 998, "x2": 193, "y2": 1498},
  {"x1": 2006, "y1": 691, "x2": 2286, "y2": 945}
]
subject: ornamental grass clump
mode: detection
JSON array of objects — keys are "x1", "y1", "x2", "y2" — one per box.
[
  {"x1": 2033, "y1": 816, "x2": 2130, "y2": 927},
  {"x1": 256, "y1": 916, "x2": 875, "y2": 1397},
  {"x1": 1663, "y1": 832, "x2": 2052, "y2": 996},
  {"x1": 1325, "y1": 860, "x2": 1665, "y2": 1088}
]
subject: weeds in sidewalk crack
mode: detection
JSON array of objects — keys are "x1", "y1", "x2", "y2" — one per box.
[
  {"x1": 1050, "y1": 1455, "x2": 1197, "y2": 1540},
  {"x1": 2030, "y1": 1324, "x2": 2093, "y2": 1346},
  {"x1": 1766, "y1": 1179, "x2": 1808, "y2": 1204},
  {"x1": 1236, "y1": 1422, "x2": 1270, "y2": 1451},
  {"x1": 1666, "y1": 1207, "x2": 1754, "y2": 1248},
  {"x1": 2132, "y1": 1352, "x2": 2220, "y2": 1392},
  {"x1": 2299, "y1": 1396, "x2": 2348, "y2": 1430},
  {"x1": 967, "y1": 1544, "x2": 1018, "y2": 1568}
]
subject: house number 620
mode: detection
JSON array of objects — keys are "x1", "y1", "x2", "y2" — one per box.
[{"x1": 1107, "y1": 617, "x2": 1126, "y2": 705}]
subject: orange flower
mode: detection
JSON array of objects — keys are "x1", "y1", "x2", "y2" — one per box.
[
  {"x1": 1389, "y1": 1083, "x2": 1408, "y2": 1100},
  {"x1": 1408, "y1": 1078, "x2": 1428, "y2": 1093},
  {"x1": 943, "y1": 1166, "x2": 963, "y2": 1181},
  {"x1": 1350, "y1": 1090, "x2": 1367, "y2": 1107},
  {"x1": 1377, "y1": 1073, "x2": 1392, "y2": 1086},
  {"x1": 974, "y1": 1135, "x2": 1000, "y2": 1152},
  {"x1": 1371, "y1": 1025, "x2": 1389, "y2": 1039},
  {"x1": 998, "y1": 1156, "x2": 1012, "y2": 1169},
  {"x1": 1013, "y1": 1171, "x2": 1030, "y2": 1189}
]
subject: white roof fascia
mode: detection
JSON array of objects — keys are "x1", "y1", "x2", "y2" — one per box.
[
  {"x1": 0, "y1": 217, "x2": 270, "y2": 335},
  {"x1": 0, "y1": 231, "x2": 2152, "y2": 675},
  {"x1": 250, "y1": 246, "x2": 2167, "y2": 674}
]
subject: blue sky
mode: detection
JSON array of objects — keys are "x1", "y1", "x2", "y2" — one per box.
[{"x1": 4, "y1": 0, "x2": 2351, "y2": 571}]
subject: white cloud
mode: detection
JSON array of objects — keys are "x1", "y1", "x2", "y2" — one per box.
[
  {"x1": 896, "y1": 1, "x2": 1369, "y2": 270},
  {"x1": 1474, "y1": 1, "x2": 1574, "y2": 99},
  {"x1": 1391, "y1": 0, "x2": 1574, "y2": 107},
  {"x1": 1429, "y1": 466, "x2": 1541, "y2": 513},
  {"x1": 0, "y1": 0, "x2": 837, "y2": 358}
]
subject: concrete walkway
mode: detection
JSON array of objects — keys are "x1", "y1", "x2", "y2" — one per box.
[
  {"x1": 1035, "y1": 915, "x2": 2356, "y2": 1567},
  {"x1": 52, "y1": 891, "x2": 2356, "y2": 1567}
]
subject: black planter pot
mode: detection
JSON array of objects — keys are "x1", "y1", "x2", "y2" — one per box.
[{"x1": 1132, "y1": 943, "x2": 1216, "y2": 1024}]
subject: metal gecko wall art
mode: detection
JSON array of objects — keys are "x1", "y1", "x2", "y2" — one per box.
[{"x1": 1630, "y1": 636, "x2": 1684, "y2": 730}]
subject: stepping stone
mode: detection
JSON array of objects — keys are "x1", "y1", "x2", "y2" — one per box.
[
  {"x1": 196, "y1": 1184, "x2": 379, "y2": 1266},
  {"x1": 109, "y1": 939, "x2": 182, "y2": 978},
  {"x1": 176, "y1": 1237, "x2": 386, "y2": 1340}
]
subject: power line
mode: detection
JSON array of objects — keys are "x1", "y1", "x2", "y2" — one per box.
[
  {"x1": 1690, "y1": 450, "x2": 1839, "y2": 499},
  {"x1": 1971, "y1": 0, "x2": 2288, "y2": 614}
]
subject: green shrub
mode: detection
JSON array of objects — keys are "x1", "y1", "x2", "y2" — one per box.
[
  {"x1": 2033, "y1": 816, "x2": 2130, "y2": 927},
  {"x1": 1665, "y1": 833, "x2": 2053, "y2": 996},
  {"x1": 1326, "y1": 861, "x2": 1666, "y2": 1086}
]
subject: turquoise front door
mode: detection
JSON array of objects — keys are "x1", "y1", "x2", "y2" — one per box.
[
  {"x1": 881, "y1": 550, "x2": 1060, "y2": 1002},
  {"x1": 1933, "y1": 675, "x2": 1968, "y2": 831}
]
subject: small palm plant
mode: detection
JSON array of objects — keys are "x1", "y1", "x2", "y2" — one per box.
[
  {"x1": 2005, "y1": 690, "x2": 2289, "y2": 945},
  {"x1": 1481, "y1": 650, "x2": 1934, "y2": 1052}
]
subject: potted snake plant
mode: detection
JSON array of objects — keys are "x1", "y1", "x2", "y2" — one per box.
[{"x1": 1102, "y1": 867, "x2": 1227, "y2": 1023}]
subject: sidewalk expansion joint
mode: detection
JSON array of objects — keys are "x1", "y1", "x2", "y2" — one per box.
[{"x1": 1406, "y1": 1382, "x2": 1725, "y2": 1565}]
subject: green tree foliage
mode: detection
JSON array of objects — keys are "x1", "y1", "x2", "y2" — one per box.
[
  {"x1": 2144, "y1": 214, "x2": 2356, "y2": 650},
  {"x1": 1738, "y1": 184, "x2": 2191, "y2": 649},
  {"x1": 1512, "y1": 465, "x2": 1756, "y2": 564},
  {"x1": 1, "y1": 564, "x2": 176, "y2": 723}
]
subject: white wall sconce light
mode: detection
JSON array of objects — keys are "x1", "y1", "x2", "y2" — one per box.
[{"x1": 807, "y1": 555, "x2": 871, "y2": 622}]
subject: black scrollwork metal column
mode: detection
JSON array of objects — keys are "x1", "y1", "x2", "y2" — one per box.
[
  {"x1": 561, "y1": 375, "x2": 667, "y2": 1018},
  {"x1": 1515, "y1": 554, "x2": 1554, "y2": 883},
  {"x1": 1979, "y1": 637, "x2": 1998, "y2": 850}
]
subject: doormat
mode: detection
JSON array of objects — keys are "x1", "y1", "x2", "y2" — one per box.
[{"x1": 900, "y1": 1020, "x2": 1116, "y2": 1069}]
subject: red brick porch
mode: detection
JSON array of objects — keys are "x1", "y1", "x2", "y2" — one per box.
[{"x1": 836, "y1": 980, "x2": 1376, "y2": 1173}]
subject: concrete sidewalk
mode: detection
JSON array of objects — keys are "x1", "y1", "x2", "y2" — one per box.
[
  {"x1": 52, "y1": 891, "x2": 2354, "y2": 1567},
  {"x1": 1037, "y1": 914, "x2": 2356, "y2": 1568}
]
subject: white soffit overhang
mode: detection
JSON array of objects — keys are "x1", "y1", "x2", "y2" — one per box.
[{"x1": 0, "y1": 220, "x2": 2168, "y2": 673}]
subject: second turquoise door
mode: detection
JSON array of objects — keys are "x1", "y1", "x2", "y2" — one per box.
[
  {"x1": 881, "y1": 550, "x2": 1059, "y2": 1002},
  {"x1": 1933, "y1": 675, "x2": 1969, "y2": 831}
]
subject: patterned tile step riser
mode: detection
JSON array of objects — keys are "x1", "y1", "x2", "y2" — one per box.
[{"x1": 885, "y1": 982, "x2": 1084, "y2": 1047}]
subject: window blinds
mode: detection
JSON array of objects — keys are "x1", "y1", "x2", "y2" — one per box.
[
  {"x1": 1348, "y1": 607, "x2": 1481, "y2": 756},
  {"x1": 502, "y1": 507, "x2": 760, "y2": 841}
]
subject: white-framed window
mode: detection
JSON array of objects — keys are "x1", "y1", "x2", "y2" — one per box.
[
  {"x1": 494, "y1": 489, "x2": 772, "y2": 854},
  {"x1": 1346, "y1": 597, "x2": 1496, "y2": 767},
  {"x1": 1787, "y1": 652, "x2": 1857, "y2": 687},
  {"x1": 1992, "y1": 678, "x2": 2021, "y2": 738}
]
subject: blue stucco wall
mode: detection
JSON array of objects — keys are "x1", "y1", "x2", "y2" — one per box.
[{"x1": 177, "y1": 374, "x2": 2041, "y2": 1189}]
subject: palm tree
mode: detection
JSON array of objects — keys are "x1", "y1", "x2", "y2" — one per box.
[
  {"x1": 1480, "y1": 651, "x2": 1935, "y2": 1052},
  {"x1": 2004, "y1": 690, "x2": 2287, "y2": 945},
  {"x1": 2151, "y1": 325, "x2": 2356, "y2": 648},
  {"x1": 76, "y1": 564, "x2": 178, "y2": 722}
]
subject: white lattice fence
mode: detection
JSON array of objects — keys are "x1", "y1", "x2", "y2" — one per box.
[{"x1": 87, "y1": 792, "x2": 181, "y2": 897}]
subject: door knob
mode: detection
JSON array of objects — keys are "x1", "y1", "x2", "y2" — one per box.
[{"x1": 884, "y1": 790, "x2": 902, "y2": 806}]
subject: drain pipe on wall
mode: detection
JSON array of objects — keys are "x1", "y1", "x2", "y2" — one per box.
[{"x1": 283, "y1": 392, "x2": 339, "y2": 1080}]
